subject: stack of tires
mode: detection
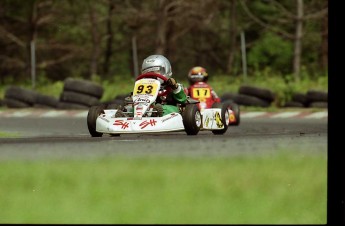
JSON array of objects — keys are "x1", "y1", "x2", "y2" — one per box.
[
  {"x1": 234, "y1": 85, "x2": 275, "y2": 107},
  {"x1": 3, "y1": 86, "x2": 60, "y2": 109},
  {"x1": 3, "y1": 86, "x2": 38, "y2": 108},
  {"x1": 58, "y1": 78, "x2": 104, "y2": 109},
  {"x1": 283, "y1": 90, "x2": 328, "y2": 108}
]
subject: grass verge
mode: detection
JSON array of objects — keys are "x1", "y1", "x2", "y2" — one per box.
[{"x1": 0, "y1": 151, "x2": 326, "y2": 224}]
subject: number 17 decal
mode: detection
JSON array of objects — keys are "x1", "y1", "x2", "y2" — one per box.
[{"x1": 192, "y1": 88, "x2": 211, "y2": 98}]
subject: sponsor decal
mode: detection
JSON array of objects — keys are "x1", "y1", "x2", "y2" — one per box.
[
  {"x1": 204, "y1": 116, "x2": 210, "y2": 127},
  {"x1": 113, "y1": 120, "x2": 130, "y2": 129},
  {"x1": 229, "y1": 114, "x2": 236, "y2": 123},
  {"x1": 136, "y1": 105, "x2": 143, "y2": 111},
  {"x1": 215, "y1": 112, "x2": 223, "y2": 128},
  {"x1": 136, "y1": 97, "x2": 150, "y2": 104},
  {"x1": 161, "y1": 113, "x2": 178, "y2": 122},
  {"x1": 139, "y1": 119, "x2": 157, "y2": 129},
  {"x1": 146, "y1": 59, "x2": 156, "y2": 64}
]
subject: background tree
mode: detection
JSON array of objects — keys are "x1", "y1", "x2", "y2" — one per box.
[
  {"x1": 239, "y1": 0, "x2": 328, "y2": 81},
  {"x1": 0, "y1": 0, "x2": 328, "y2": 84}
]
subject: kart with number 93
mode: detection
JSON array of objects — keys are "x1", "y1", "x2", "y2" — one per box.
[{"x1": 87, "y1": 72, "x2": 233, "y2": 137}]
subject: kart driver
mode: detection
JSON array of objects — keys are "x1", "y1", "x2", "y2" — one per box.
[
  {"x1": 140, "y1": 54, "x2": 187, "y2": 116},
  {"x1": 187, "y1": 66, "x2": 221, "y2": 109}
]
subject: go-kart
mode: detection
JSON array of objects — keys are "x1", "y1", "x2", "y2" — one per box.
[
  {"x1": 188, "y1": 81, "x2": 240, "y2": 126},
  {"x1": 87, "y1": 72, "x2": 232, "y2": 137}
]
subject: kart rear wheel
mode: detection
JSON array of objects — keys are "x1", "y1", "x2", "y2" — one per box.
[
  {"x1": 211, "y1": 102, "x2": 230, "y2": 135},
  {"x1": 223, "y1": 100, "x2": 240, "y2": 126},
  {"x1": 182, "y1": 104, "x2": 202, "y2": 135},
  {"x1": 87, "y1": 105, "x2": 104, "y2": 137}
]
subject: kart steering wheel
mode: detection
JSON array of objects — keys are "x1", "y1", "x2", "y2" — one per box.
[
  {"x1": 136, "y1": 72, "x2": 171, "y2": 96},
  {"x1": 136, "y1": 72, "x2": 169, "y2": 82}
]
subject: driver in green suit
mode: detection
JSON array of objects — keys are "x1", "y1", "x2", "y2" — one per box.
[{"x1": 139, "y1": 54, "x2": 187, "y2": 116}]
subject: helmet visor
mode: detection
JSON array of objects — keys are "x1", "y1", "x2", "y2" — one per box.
[{"x1": 141, "y1": 66, "x2": 166, "y2": 75}]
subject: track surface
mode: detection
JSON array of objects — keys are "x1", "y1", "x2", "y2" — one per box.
[{"x1": 0, "y1": 115, "x2": 327, "y2": 161}]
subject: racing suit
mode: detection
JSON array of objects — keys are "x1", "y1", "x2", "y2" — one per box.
[
  {"x1": 158, "y1": 82, "x2": 187, "y2": 116},
  {"x1": 187, "y1": 81, "x2": 220, "y2": 109}
]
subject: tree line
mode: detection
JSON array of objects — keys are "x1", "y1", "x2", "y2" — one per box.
[{"x1": 0, "y1": 0, "x2": 328, "y2": 84}]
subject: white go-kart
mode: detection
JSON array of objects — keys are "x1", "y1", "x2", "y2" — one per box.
[{"x1": 87, "y1": 73, "x2": 232, "y2": 137}]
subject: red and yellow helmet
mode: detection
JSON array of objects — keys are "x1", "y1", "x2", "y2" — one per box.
[{"x1": 188, "y1": 66, "x2": 208, "y2": 84}]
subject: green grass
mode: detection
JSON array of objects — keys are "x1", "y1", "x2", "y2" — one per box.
[
  {"x1": 0, "y1": 151, "x2": 327, "y2": 224},
  {"x1": 0, "y1": 131, "x2": 19, "y2": 137}
]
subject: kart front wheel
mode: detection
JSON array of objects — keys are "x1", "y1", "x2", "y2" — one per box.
[
  {"x1": 182, "y1": 104, "x2": 202, "y2": 135},
  {"x1": 87, "y1": 105, "x2": 104, "y2": 137}
]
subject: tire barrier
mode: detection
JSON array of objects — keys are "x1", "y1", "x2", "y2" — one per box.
[
  {"x1": 58, "y1": 78, "x2": 104, "y2": 109},
  {"x1": 3, "y1": 77, "x2": 104, "y2": 109},
  {"x1": 220, "y1": 92, "x2": 237, "y2": 102},
  {"x1": 1, "y1": 83, "x2": 327, "y2": 110},
  {"x1": 282, "y1": 90, "x2": 328, "y2": 109},
  {"x1": 63, "y1": 78, "x2": 103, "y2": 98},
  {"x1": 4, "y1": 86, "x2": 37, "y2": 106},
  {"x1": 225, "y1": 85, "x2": 275, "y2": 107},
  {"x1": 35, "y1": 93, "x2": 59, "y2": 108},
  {"x1": 219, "y1": 86, "x2": 327, "y2": 109}
]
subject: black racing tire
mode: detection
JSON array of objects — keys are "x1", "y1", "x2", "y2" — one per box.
[
  {"x1": 233, "y1": 94, "x2": 271, "y2": 107},
  {"x1": 60, "y1": 90, "x2": 101, "y2": 107},
  {"x1": 220, "y1": 92, "x2": 237, "y2": 102},
  {"x1": 283, "y1": 101, "x2": 305, "y2": 108},
  {"x1": 63, "y1": 78, "x2": 104, "y2": 98},
  {"x1": 87, "y1": 105, "x2": 105, "y2": 137},
  {"x1": 33, "y1": 104, "x2": 55, "y2": 109},
  {"x1": 308, "y1": 101, "x2": 328, "y2": 109},
  {"x1": 222, "y1": 100, "x2": 240, "y2": 126},
  {"x1": 4, "y1": 98, "x2": 32, "y2": 108},
  {"x1": 35, "y1": 93, "x2": 59, "y2": 108},
  {"x1": 182, "y1": 104, "x2": 201, "y2": 135},
  {"x1": 4, "y1": 86, "x2": 37, "y2": 105},
  {"x1": 239, "y1": 85, "x2": 275, "y2": 102},
  {"x1": 291, "y1": 92, "x2": 308, "y2": 106},
  {"x1": 211, "y1": 102, "x2": 229, "y2": 135},
  {"x1": 306, "y1": 90, "x2": 328, "y2": 102}
]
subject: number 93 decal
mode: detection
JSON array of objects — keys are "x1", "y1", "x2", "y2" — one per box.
[{"x1": 133, "y1": 82, "x2": 158, "y2": 95}]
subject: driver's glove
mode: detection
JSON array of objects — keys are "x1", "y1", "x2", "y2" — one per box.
[{"x1": 166, "y1": 78, "x2": 179, "y2": 90}]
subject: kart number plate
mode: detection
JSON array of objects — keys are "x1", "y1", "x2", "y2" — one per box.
[
  {"x1": 192, "y1": 88, "x2": 211, "y2": 98},
  {"x1": 133, "y1": 80, "x2": 159, "y2": 95}
]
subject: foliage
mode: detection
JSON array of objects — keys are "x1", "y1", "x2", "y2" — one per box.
[
  {"x1": 247, "y1": 32, "x2": 293, "y2": 74},
  {"x1": 0, "y1": 0, "x2": 328, "y2": 84}
]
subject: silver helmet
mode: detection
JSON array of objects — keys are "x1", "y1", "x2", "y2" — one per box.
[{"x1": 141, "y1": 55, "x2": 172, "y2": 79}]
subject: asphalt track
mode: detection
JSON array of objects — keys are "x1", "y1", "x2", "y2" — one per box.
[{"x1": 0, "y1": 113, "x2": 327, "y2": 161}]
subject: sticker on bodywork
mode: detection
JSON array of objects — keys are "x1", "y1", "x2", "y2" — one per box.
[{"x1": 215, "y1": 112, "x2": 223, "y2": 128}]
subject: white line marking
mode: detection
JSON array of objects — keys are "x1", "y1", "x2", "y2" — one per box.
[
  {"x1": 74, "y1": 111, "x2": 88, "y2": 118},
  {"x1": 40, "y1": 110, "x2": 66, "y2": 117},
  {"x1": 271, "y1": 112, "x2": 301, "y2": 118},
  {"x1": 304, "y1": 111, "x2": 328, "y2": 119},
  {"x1": 240, "y1": 112, "x2": 267, "y2": 118},
  {"x1": 8, "y1": 111, "x2": 31, "y2": 117}
]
